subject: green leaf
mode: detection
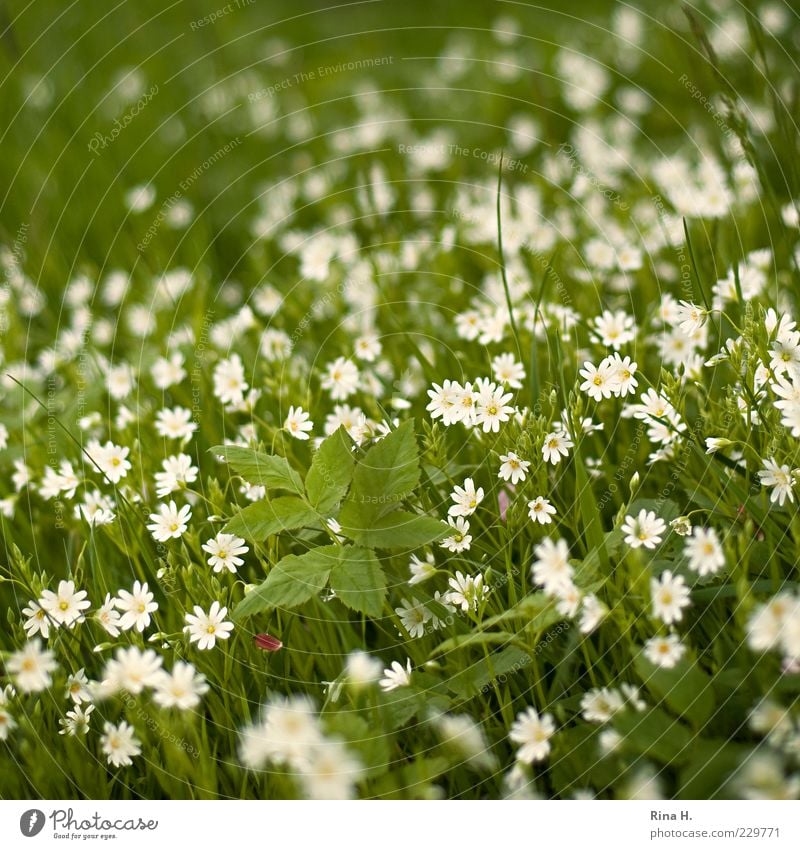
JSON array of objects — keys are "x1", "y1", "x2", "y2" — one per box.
[
  {"x1": 344, "y1": 420, "x2": 420, "y2": 526},
  {"x1": 329, "y1": 546, "x2": 386, "y2": 617},
  {"x1": 232, "y1": 545, "x2": 339, "y2": 618},
  {"x1": 343, "y1": 510, "x2": 447, "y2": 549},
  {"x1": 614, "y1": 707, "x2": 693, "y2": 765},
  {"x1": 212, "y1": 445, "x2": 304, "y2": 495},
  {"x1": 304, "y1": 427, "x2": 355, "y2": 513},
  {"x1": 224, "y1": 496, "x2": 319, "y2": 541},
  {"x1": 635, "y1": 653, "x2": 715, "y2": 726}
]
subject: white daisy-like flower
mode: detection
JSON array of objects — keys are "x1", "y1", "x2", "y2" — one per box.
[
  {"x1": 448, "y1": 477, "x2": 484, "y2": 517},
  {"x1": 643, "y1": 634, "x2": 686, "y2": 668},
  {"x1": 114, "y1": 581, "x2": 158, "y2": 633},
  {"x1": 492, "y1": 353, "x2": 525, "y2": 388},
  {"x1": 101, "y1": 720, "x2": 141, "y2": 767},
  {"x1": 7, "y1": 639, "x2": 58, "y2": 693},
  {"x1": 321, "y1": 357, "x2": 360, "y2": 400},
  {"x1": 528, "y1": 496, "x2": 556, "y2": 525},
  {"x1": 446, "y1": 570, "x2": 488, "y2": 612},
  {"x1": 622, "y1": 509, "x2": 666, "y2": 549},
  {"x1": 509, "y1": 707, "x2": 555, "y2": 764},
  {"x1": 152, "y1": 662, "x2": 209, "y2": 710},
  {"x1": 184, "y1": 601, "x2": 234, "y2": 650},
  {"x1": 379, "y1": 658, "x2": 413, "y2": 692},
  {"x1": 440, "y1": 516, "x2": 472, "y2": 553},
  {"x1": 284, "y1": 405, "x2": 314, "y2": 440},
  {"x1": 498, "y1": 451, "x2": 530, "y2": 484},
  {"x1": 394, "y1": 598, "x2": 431, "y2": 638},
  {"x1": 684, "y1": 526, "x2": 725, "y2": 575},
  {"x1": 147, "y1": 500, "x2": 192, "y2": 541},
  {"x1": 542, "y1": 430, "x2": 573, "y2": 464},
  {"x1": 202, "y1": 533, "x2": 248, "y2": 574},
  {"x1": 650, "y1": 570, "x2": 691, "y2": 624},
  {"x1": 101, "y1": 646, "x2": 163, "y2": 695},
  {"x1": 758, "y1": 458, "x2": 796, "y2": 506}
]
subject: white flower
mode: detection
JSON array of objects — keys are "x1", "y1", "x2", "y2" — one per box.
[
  {"x1": 676, "y1": 300, "x2": 707, "y2": 335},
  {"x1": 509, "y1": 707, "x2": 555, "y2": 763},
  {"x1": 432, "y1": 712, "x2": 496, "y2": 770},
  {"x1": 7, "y1": 639, "x2": 58, "y2": 692},
  {"x1": 154, "y1": 453, "x2": 198, "y2": 498},
  {"x1": 579, "y1": 594, "x2": 606, "y2": 634},
  {"x1": 213, "y1": 353, "x2": 248, "y2": 406},
  {"x1": 114, "y1": 581, "x2": 158, "y2": 633},
  {"x1": 579, "y1": 360, "x2": 616, "y2": 402},
  {"x1": 184, "y1": 601, "x2": 234, "y2": 650},
  {"x1": 475, "y1": 381, "x2": 514, "y2": 433},
  {"x1": 101, "y1": 720, "x2": 141, "y2": 767},
  {"x1": 408, "y1": 552, "x2": 437, "y2": 585},
  {"x1": 65, "y1": 668, "x2": 91, "y2": 704},
  {"x1": 21, "y1": 601, "x2": 51, "y2": 639},
  {"x1": 593, "y1": 309, "x2": 635, "y2": 348},
  {"x1": 531, "y1": 537, "x2": 572, "y2": 595},
  {"x1": 299, "y1": 740, "x2": 364, "y2": 800},
  {"x1": 354, "y1": 334, "x2": 382, "y2": 362},
  {"x1": 684, "y1": 527, "x2": 725, "y2": 575},
  {"x1": 643, "y1": 634, "x2": 686, "y2": 668},
  {"x1": 622, "y1": 509, "x2": 666, "y2": 549},
  {"x1": 102, "y1": 647, "x2": 163, "y2": 695},
  {"x1": 446, "y1": 570, "x2": 488, "y2": 611},
  {"x1": 440, "y1": 516, "x2": 472, "y2": 553},
  {"x1": 395, "y1": 598, "x2": 431, "y2": 638},
  {"x1": 87, "y1": 440, "x2": 131, "y2": 484},
  {"x1": 59, "y1": 704, "x2": 94, "y2": 736},
  {"x1": 528, "y1": 496, "x2": 556, "y2": 525},
  {"x1": 321, "y1": 357, "x2": 360, "y2": 400},
  {"x1": 542, "y1": 430, "x2": 573, "y2": 464},
  {"x1": 426, "y1": 380, "x2": 460, "y2": 425},
  {"x1": 147, "y1": 499, "x2": 192, "y2": 541},
  {"x1": 746, "y1": 593, "x2": 798, "y2": 653},
  {"x1": 606, "y1": 353, "x2": 638, "y2": 396},
  {"x1": 153, "y1": 662, "x2": 209, "y2": 709},
  {"x1": 651, "y1": 570, "x2": 691, "y2": 624},
  {"x1": 151, "y1": 353, "x2": 186, "y2": 389},
  {"x1": 380, "y1": 658, "x2": 413, "y2": 692},
  {"x1": 155, "y1": 406, "x2": 198, "y2": 440},
  {"x1": 758, "y1": 458, "x2": 796, "y2": 506},
  {"x1": 704, "y1": 437, "x2": 732, "y2": 454},
  {"x1": 498, "y1": 451, "x2": 530, "y2": 484},
  {"x1": 202, "y1": 533, "x2": 248, "y2": 574},
  {"x1": 345, "y1": 651, "x2": 383, "y2": 688},
  {"x1": 448, "y1": 477, "x2": 484, "y2": 517},
  {"x1": 96, "y1": 592, "x2": 122, "y2": 637},
  {"x1": 240, "y1": 695, "x2": 322, "y2": 770},
  {"x1": 581, "y1": 687, "x2": 625, "y2": 723},
  {"x1": 492, "y1": 353, "x2": 525, "y2": 388},
  {"x1": 284, "y1": 405, "x2": 314, "y2": 440}
]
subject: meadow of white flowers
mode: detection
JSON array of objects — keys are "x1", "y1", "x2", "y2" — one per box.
[{"x1": 1, "y1": 0, "x2": 800, "y2": 800}]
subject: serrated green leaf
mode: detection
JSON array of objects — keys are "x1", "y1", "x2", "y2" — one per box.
[
  {"x1": 343, "y1": 420, "x2": 420, "y2": 527},
  {"x1": 233, "y1": 546, "x2": 340, "y2": 618},
  {"x1": 304, "y1": 427, "x2": 355, "y2": 513},
  {"x1": 635, "y1": 652, "x2": 715, "y2": 726},
  {"x1": 329, "y1": 546, "x2": 386, "y2": 617},
  {"x1": 224, "y1": 496, "x2": 319, "y2": 541},
  {"x1": 344, "y1": 510, "x2": 447, "y2": 549},
  {"x1": 212, "y1": 445, "x2": 304, "y2": 494}
]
